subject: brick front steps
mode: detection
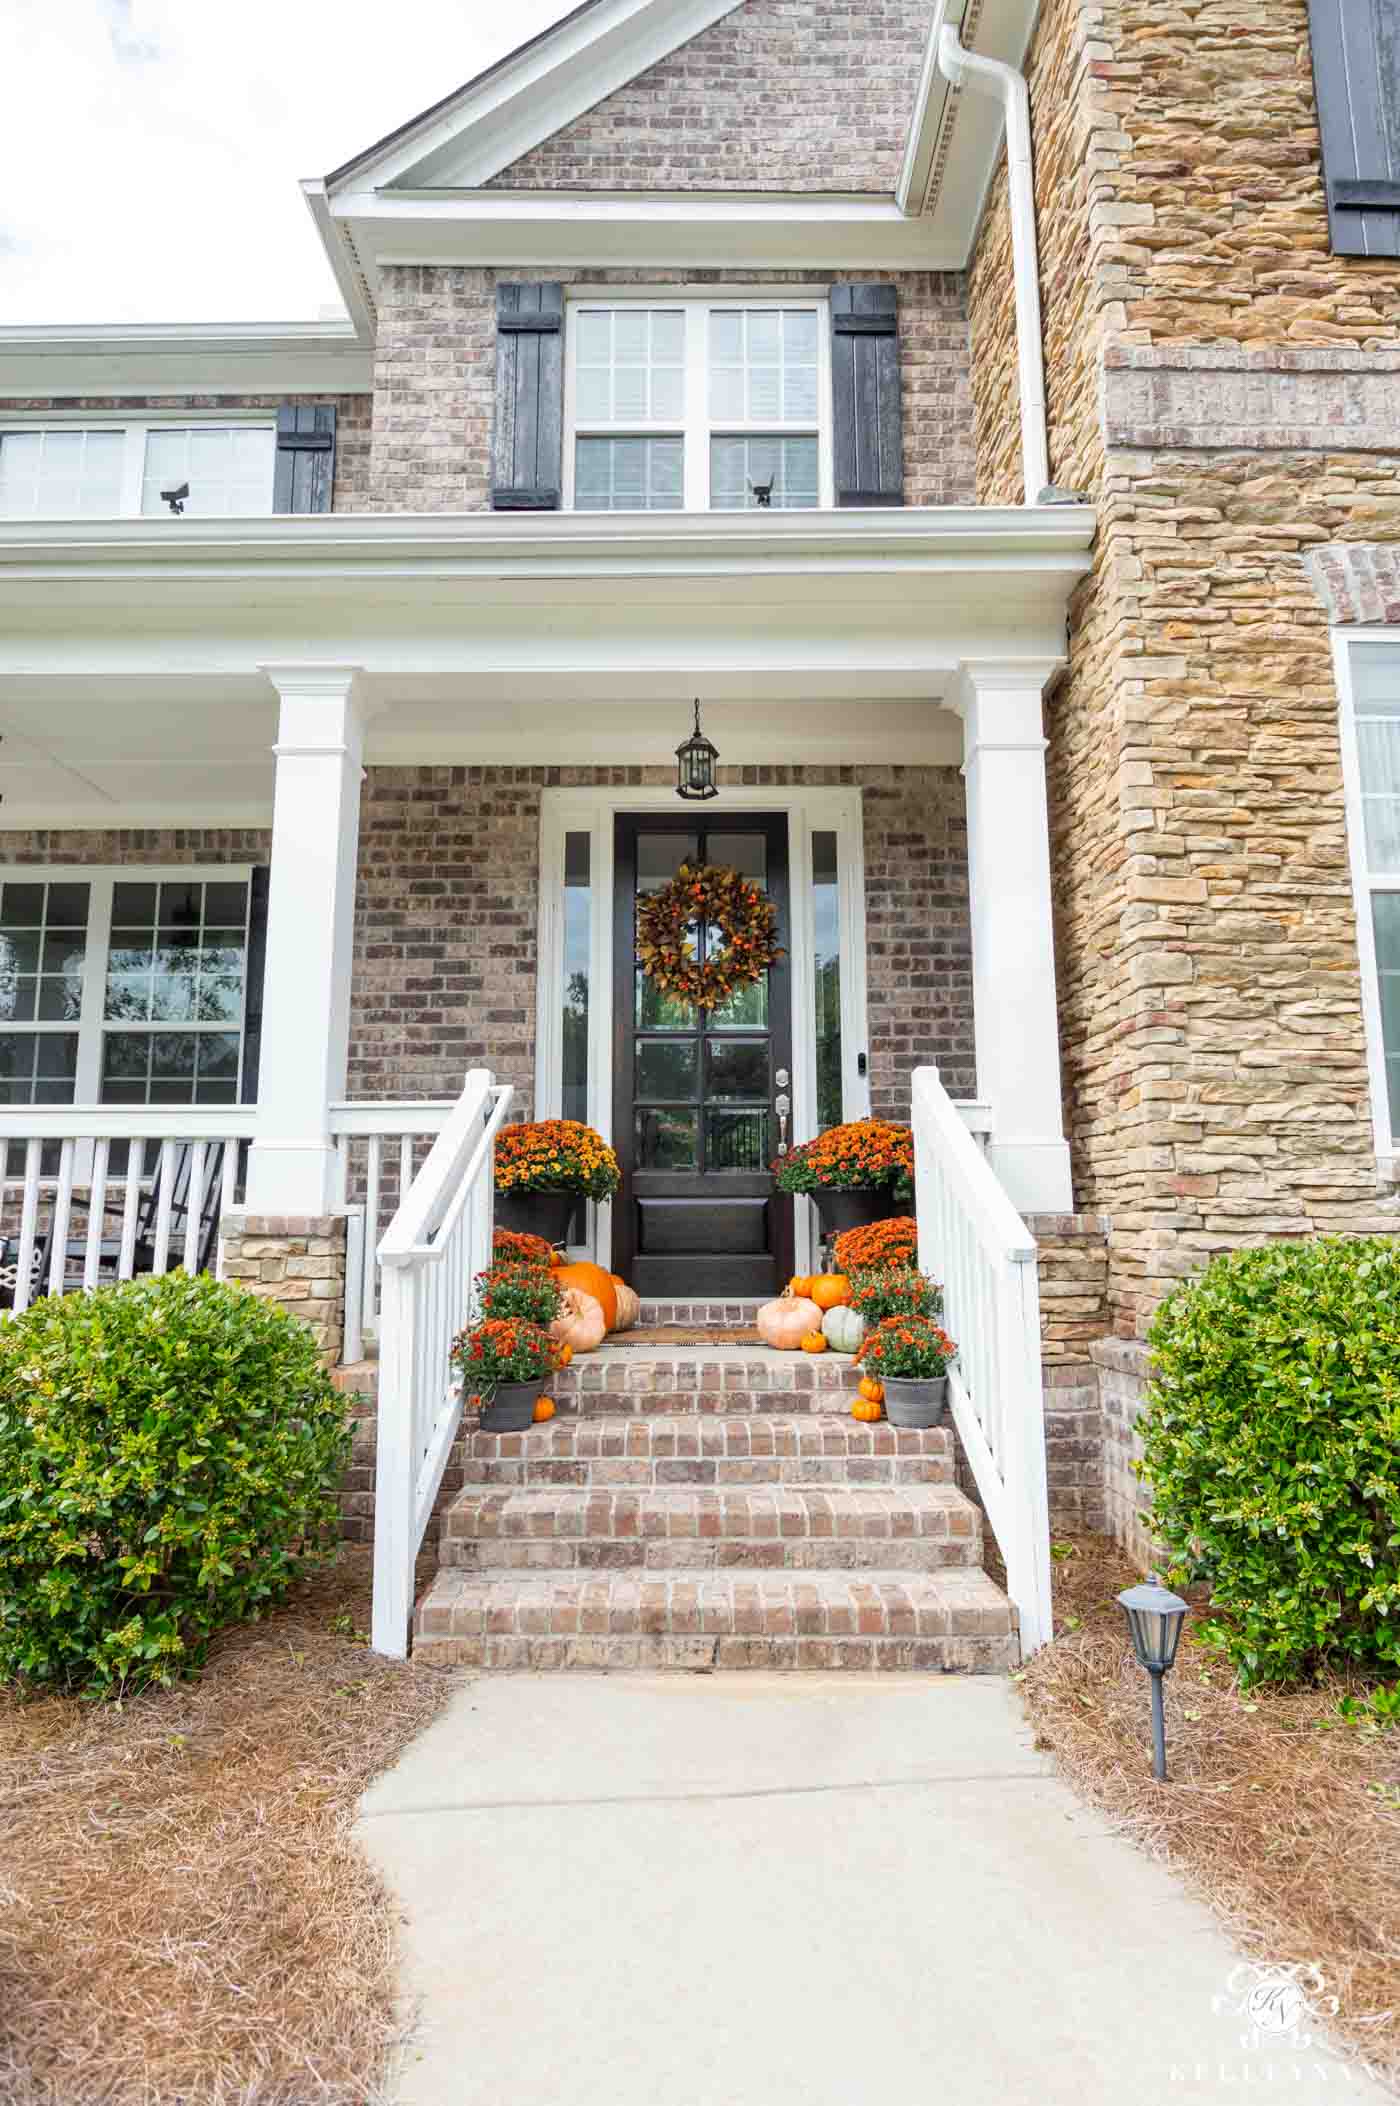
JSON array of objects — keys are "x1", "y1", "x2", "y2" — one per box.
[
  {"x1": 405, "y1": 1335, "x2": 1016, "y2": 1674},
  {"x1": 439, "y1": 1482, "x2": 981, "y2": 1572},
  {"x1": 415, "y1": 1568, "x2": 1017, "y2": 1673}
]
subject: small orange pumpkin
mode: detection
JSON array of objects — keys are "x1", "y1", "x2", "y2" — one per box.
[
  {"x1": 800, "y1": 1330, "x2": 828, "y2": 1354},
  {"x1": 557, "y1": 1343, "x2": 573, "y2": 1367},
  {"x1": 858, "y1": 1376, "x2": 885, "y2": 1404},
  {"x1": 851, "y1": 1393, "x2": 884, "y2": 1422},
  {"x1": 808, "y1": 1273, "x2": 852, "y2": 1312},
  {"x1": 534, "y1": 1396, "x2": 556, "y2": 1422},
  {"x1": 788, "y1": 1274, "x2": 815, "y2": 1298}
]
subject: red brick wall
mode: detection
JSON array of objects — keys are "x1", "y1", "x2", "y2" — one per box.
[
  {"x1": 0, "y1": 769, "x2": 974, "y2": 1123},
  {"x1": 369, "y1": 267, "x2": 974, "y2": 514},
  {"x1": 349, "y1": 763, "x2": 974, "y2": 1118},
  {"x1": 485, "y1": 0, "x2": 935, "y2": 194}
]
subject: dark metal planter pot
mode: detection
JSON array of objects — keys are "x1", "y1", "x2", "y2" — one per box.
[
  {"x1": 810, "y1": 1187, "x2": 903, "y2": 1236},
  {"x1": 494, "y1": 1189, "x2": 578, "y2": 1246},
  {"x1": 882, "y1": 1376, "x2": 949, "y2": 1429},
  {"x1": 476, "y1": 1383, "x2": 542, "y2": 1433}
]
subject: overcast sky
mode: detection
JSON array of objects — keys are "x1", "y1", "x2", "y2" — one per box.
[{"x1": 1, "y1": 0, "x2": 578, "y2": 325}]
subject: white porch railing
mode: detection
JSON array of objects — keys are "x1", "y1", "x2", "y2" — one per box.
[
  {"x1": 0, "y1": 1108, "x2": 257, "y2": 1313},
  {"x1": 329, "y1": 1101, "x2": 455, "y2": 1360},
  {"x1": 371, "y1": 1068, "x2": 513, "y2": 1659},
  {"x1": 912, "y1": 1064, "x2": 1053, "y2": 1655}
]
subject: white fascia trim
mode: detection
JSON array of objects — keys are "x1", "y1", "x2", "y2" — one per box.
[
  {"x1": 327, "y1": 0, "x2": 744, "y2": 194},
  {"x1": 301, "y1": 182, "x2": 377, "y2": 341},
  {"x1": 897, "y1": 0, "x2": 964, "y2": 216},
  {"x1": 0, "y1": 504, "x2": 1098, "y2": 584},
  {"x1": 0, "y1": 317, "x2": 373, "y2": 398}
]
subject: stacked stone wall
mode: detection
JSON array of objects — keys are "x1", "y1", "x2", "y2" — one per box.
[
  {"x1": 968, "y1": 0, "x2": 1400, "y2": 1337},
  {"x1": 369, "y1": 266, "x2": 974, "y2": 513}
]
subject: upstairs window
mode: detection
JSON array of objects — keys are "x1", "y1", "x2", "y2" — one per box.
[
  {"x1": 565, "y1": 299, "x2": 829, "y2": 512},
  {"x1": 0, "y1": 421, "x2": 277, "y2": 519}
]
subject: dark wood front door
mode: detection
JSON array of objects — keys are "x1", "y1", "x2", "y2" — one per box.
[{"x1": 613, "y1": 814, "x2": 793, "y2": 1299}]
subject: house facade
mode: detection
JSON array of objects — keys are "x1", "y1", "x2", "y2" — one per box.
[{"x1": 1, "y1": 0, "x2": 1398, "y2": 1598}]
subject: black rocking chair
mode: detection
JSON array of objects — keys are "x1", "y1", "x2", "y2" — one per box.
[{"x1": 30, "y1": 1138, "x2": 244, "y2": 1298}]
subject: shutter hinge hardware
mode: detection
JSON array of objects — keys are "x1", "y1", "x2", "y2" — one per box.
[{"x1": 159, "y1": 481, "x2": 189, "y2": 516}]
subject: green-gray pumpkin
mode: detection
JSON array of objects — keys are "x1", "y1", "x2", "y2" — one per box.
[{"x1": 821, "y1": 1304, "x2": 866, "y2": 1355}]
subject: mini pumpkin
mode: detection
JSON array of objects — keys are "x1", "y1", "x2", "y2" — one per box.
[
  {"x1": 756, "y1": 1292, "x2": 824, "y2": 1351},
  {"x1": 800, "y1": 1330, "x2": 828, "y2": 1354},
  {"x1": 788, "y1": 1275, "x2": 815, "y2": 1299},
  {"x1": 851, "y1": 1393, "x2": 884, "y2": 1423},
  {"x1": 556, "y1": 1343, "x2": 574, "y2": 1367},
  {"x1": 821, "y1": 1305, "x2": 866, "y2": 1355},
  {"x1": 808, "y1": 1273, "x2": 852, "y2": 1312},
  {"x1": 610, "y1": 1277, "x2": 641, "y2": 1333},
  {"x1": 858, "y1": 1376, "x2": 885, "y2": 1404},
  {"x1": 549, "y1": 1287, "x2": 607, "y2": 1353},
  {"x1": 552, "y1": 1260, "x2": 619, "y2": 1331},
  {"x1": 533, "y1": 1396, "x2": 556, "y2": 1422}
]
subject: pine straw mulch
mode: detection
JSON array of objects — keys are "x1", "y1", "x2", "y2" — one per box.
[
  {"x1": 1019, "y1": 1532, "x2": 1400, "y2": 2092},
  {"x1": 0, "y1": 1547, "x2": 455, "y2": 2106}
]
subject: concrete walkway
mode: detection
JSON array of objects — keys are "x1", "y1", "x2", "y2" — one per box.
[{"x1": 359, "y1": 1674, "x2": 1391, "y2": 2106}]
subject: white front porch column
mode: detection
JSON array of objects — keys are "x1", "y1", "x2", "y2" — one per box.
[
  {"x1": 951, "y1": 660, "x2": 1073, "y2": 1214},
  {"x1": 246, "y1": 663, "x2": 368, "y2": 1213}
]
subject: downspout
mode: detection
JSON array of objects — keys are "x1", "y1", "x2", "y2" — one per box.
[{"x1": 937, "y1": 24, "x2": 1050, "y2": 505}]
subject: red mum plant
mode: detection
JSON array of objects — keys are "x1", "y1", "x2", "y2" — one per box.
[
  {"x1": 450, "y1": 1316, "x2": 561, "y2": 1401},
  {"x1": 474, "y1": 1263, "x2": 564, "y2": 1328},
  {"x1": 848, "y1": 1266, "x2": 943, "y2": 1325},
  {"x1": 858, "y1": 1316, "x2": 957, "y2": 1382}
]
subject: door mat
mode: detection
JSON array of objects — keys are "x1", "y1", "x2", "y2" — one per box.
[{"x1": 611, "y1": 1326, "x2": 761, "y2": 1348}]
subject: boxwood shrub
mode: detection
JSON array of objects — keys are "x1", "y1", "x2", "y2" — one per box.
[
  {"x1": 1141, "y1": 1237, "x2": 1400, "y2": 1686},
  {"x1": 0, "y1": 1271, "x2": 350, "y2": 1695}
]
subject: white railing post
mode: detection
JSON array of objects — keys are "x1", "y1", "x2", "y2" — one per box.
[
  {"x1": 912, "y1": 1063, "x2": 1054, "y2": 1655},
  {"x1": 369, "y1": 1070, "x2": 513, "y2": 1660}
]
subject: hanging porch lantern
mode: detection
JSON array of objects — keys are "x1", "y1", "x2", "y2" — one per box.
[{"x1": 675, "y1": 697, "x2": 719, "y2": 801}]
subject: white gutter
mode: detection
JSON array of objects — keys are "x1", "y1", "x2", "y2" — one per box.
[{"x1": 937, "y1": 22, "x2": 1050, "y2": 505}]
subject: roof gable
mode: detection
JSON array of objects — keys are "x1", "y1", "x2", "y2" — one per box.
[
  {"x1": 327, "y1": 0, "x2": 751, "y2": 194},
  {"x1": 483, "y1": 0, "x2": 936, "y2": 197}
]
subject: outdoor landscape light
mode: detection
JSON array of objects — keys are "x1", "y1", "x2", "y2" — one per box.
[
  {"x1": 675, "y1": 697, "x2": 719, "y2": 801},
  {"x1": 1117, "y1": 1575, "x2": 1189, "y2": 1782}
]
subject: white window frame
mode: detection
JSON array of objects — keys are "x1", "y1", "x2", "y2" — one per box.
[
  {"x1": 1333, "y1": 629, "x2": 1400, "y2": 1169},
  {"x1": 0, "y1": 864, "x2": 255, "y2": 1118},
  {"x1": 0, "y1": 412, "x2": 277, "y2": 518},
  {"x1": 534, "y1": 786, "x2": 869, "y2": 1271},
  {"x1": 561, "y1": 293, "x2": 833, "y2": 513}
]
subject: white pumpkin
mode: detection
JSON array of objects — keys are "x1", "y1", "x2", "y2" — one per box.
[{"x1": 821, "y1": 1304, "x2": 867, "y2": 1355}]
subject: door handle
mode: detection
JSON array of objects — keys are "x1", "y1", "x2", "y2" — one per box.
[{"x1": 775, "y1": 1091, "x2": 791, "y2": 1156}]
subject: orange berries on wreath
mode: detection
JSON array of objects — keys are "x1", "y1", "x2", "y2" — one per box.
[{"x1": 635, "y1": 861, "x2": 782, "y2": 1012}]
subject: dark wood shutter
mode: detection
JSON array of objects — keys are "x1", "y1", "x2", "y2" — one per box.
[
  {"x1": 1309, "y1": 0, "x2": 1400, "y2": 256},
  {"x1": 830, "y1": 284, "x2": 904, "y2": 507},
  {"x1": 492, "y1": 282, "x2": 564, "y2": 510},
  {"x1": 273, "y1": 403, "x2": 337, "y2": 513},
  {"x1": 239, "y1": 865, "x2": 270, "y2": 1105}
]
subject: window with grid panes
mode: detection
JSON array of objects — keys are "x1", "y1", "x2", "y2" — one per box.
[
  {"x1": 567, "y1": 300, "x2": 826, "y2": 512},
  {"x1": 0, "y1": 423, "x2": 275, "y2": 517}
]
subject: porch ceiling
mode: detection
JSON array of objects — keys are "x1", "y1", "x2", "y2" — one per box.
[{"x1": 0, "y1": 506, "x2": 1093, "y2": 824}]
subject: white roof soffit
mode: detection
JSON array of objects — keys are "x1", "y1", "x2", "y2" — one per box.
[
  {"x1": 316, "y1": 0, "x2": 1042, "y2": 294},
  {"x1": 0, "y1": 321, "x2": 374, "y2": 399}
]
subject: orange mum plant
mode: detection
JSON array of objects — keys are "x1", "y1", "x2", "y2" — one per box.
[
  {"x1": 832, "y1": 1215, "x2": 919, "y2": 1274},
  {"x1": 772, "y1": 1119, "x2": 914, "y2": 1201},
  {"x1": 492, "y1": 1227, "x2": 556, "y2": 1268},
  {"x1": 494, "y1": 1119, "x2": 621, "y2": 1202}
]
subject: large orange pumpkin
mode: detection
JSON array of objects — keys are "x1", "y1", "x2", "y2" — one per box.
[
  {"x1": 552, "y1": 1261, "x2": 619, "y2": 1331},
  {"x1": 808, "y1": 1273, "x2": 852, "y2": 1312}
]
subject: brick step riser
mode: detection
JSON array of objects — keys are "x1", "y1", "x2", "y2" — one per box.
[
  {"x1": 456, "y1": 1456, "x2": 954, "y2": 1489},
  {"x1": 439, "y1": 1538, "x2": 981, "y2": 1573},
  {"x1": 413, "y1": 1633, "x2": 1018, "y2": 1673}
]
